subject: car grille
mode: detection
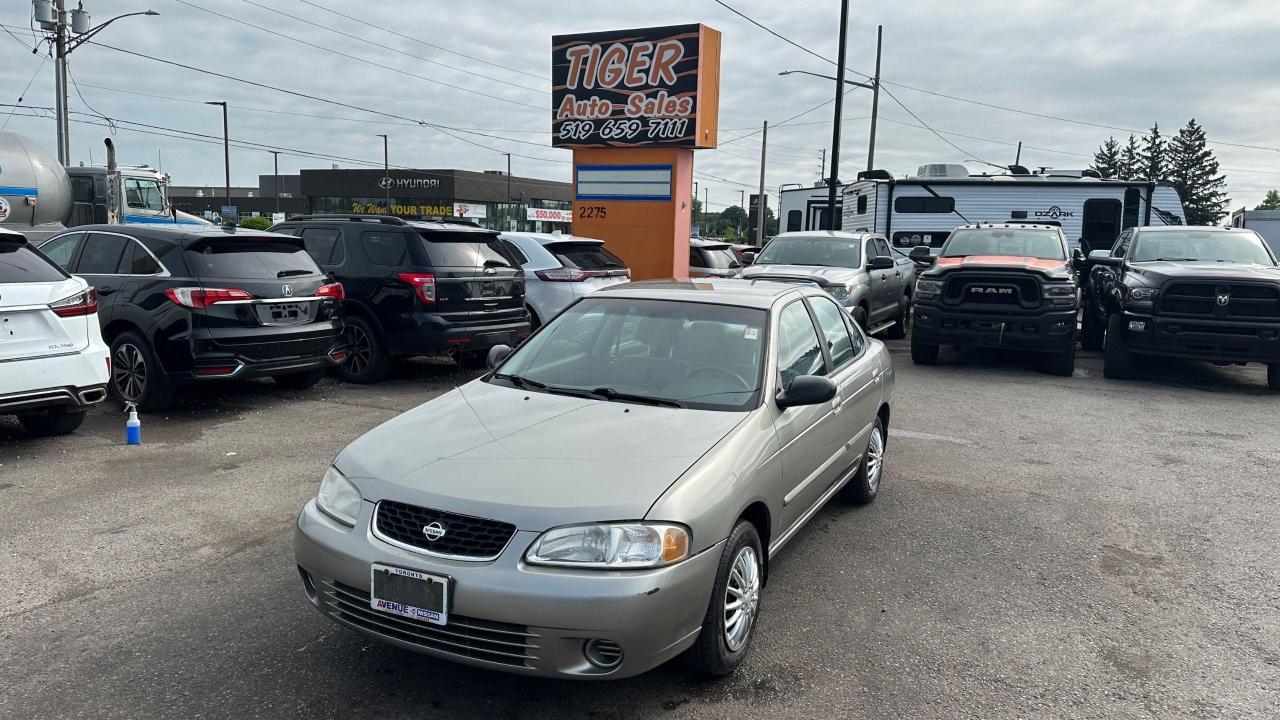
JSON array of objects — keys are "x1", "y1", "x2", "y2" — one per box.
[
  {"x1": 1161, "y1": 282, "x2": 1280, "y2": 320},
  {"x1": 318, "y1": 578, "x2": 538, "y2": 667},
  {"x1": 373, "y1": 500, "x2": 516, "y2": 560},
  {"x1": 942, "y1": 273, "x2": 1042, "y2": 309}
]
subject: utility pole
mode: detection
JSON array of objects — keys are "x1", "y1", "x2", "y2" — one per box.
[
  {"x1": 866, "y1": 25, "x2": 882, "y2": 173},
  {"x1": 206, "y1": 101, "x2": 230, "y2": 214},
  {"x1": 692, "y1": 180, "x2": 699, "y2": 232},
  {"x1": 826, "y1": 0, "x2": 850, "y2": 231},
  {"x1": 738, "y1": 189, "x2": 745, "y2": 236},
  {"x1": 755, "y1": 120, "x2": 768, "y2": 246},
  {"x1": 505, "y1": 153, "x2": 512, "y2": 202},
  {"x1": 820, "y1": 148, "x2": 826, "y2": 184},
  {"x1": 1015, "y1": 141, "x2": 1023, "y2": 167},
  {"x1": 703, "y1": 187, "x2": 709, "y2": 234},
  {"x1": 35, "y1": 1, "x2": 158, "y2": 166},
  {"x1": 269, "y1": 150, "x2": 280, "y2": 214},
  {"x1": 376, "y1": 134, "x2": 389, "y2": 210}
]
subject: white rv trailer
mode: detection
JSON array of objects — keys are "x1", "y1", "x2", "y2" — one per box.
[
  {"x1": 833, "y1": 165, "x2": 1186, "y2": 254},
  {"x1": 1229, "y1": 208, "x2": 1280, "y2": 257}
]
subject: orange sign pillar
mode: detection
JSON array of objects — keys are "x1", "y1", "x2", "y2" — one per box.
[{"x1": 570, "y1": 147, "x2": 694, "y2": 280}]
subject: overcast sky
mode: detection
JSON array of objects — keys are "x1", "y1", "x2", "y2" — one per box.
[{"x1": 3, "y1": 0, "x2": 1279, "y2": 210}]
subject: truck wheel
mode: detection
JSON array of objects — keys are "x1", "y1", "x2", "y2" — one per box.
[
  {"x1": 1103, "y1": 313, "x2": 1134, "y2": 379},
  {"x1": 18, "y1": 406, "x2": 87, "y2": 437},
  {"x1": 1268, "y1": 363, "x2": 1280, "y2": 391},
  {"x1": 1080, "y1": 306, "x2": 1104, "y2": 351},
  {"x1": 910, "y1": 331, "x2": 939, "y2": 365},
  {"x1": 885, "y1": 296, "x2": 910, "y2": 340},
  {"x1": 851, "y1": 305, "x2": 869, "y2": 332}
]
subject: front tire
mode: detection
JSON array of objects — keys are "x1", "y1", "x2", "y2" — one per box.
[
  {"x1": 851, "y1": 304, "x2": 869, "y2": 332},
  {"x1": 884, "y1": 296, "x2": 910, "y2": 339},
  {"x1": 842, "y1": 416, "x2": 885, "y2": 505},
  {"x1": 338, "y1": 316, "x2": 391, "y2": 384},
  {"x1": 1268, "y1": 363, "x2": 1279, "y2": 391},
  {"x1": 1044, "y1": 348, "x2": 1076, "y2": 377},
  {"x1": 110, "y1": 331, "x2": 174, "y2": 411},
  {"x1": 911, "y1": 331, "x2": 939, "y2": 365},
  {"x1": 683, "y1": 520, "x2": 764, "y2": 677},
  {"x1": 18, "y1": 406, "x2": 87, "y2": 437},
  {"x1": 274, "y1": 368, "x2": 325, "y2": 390},
  {"x1": 1103, "y1": 312, "x2": 1135, "y2": 379}
]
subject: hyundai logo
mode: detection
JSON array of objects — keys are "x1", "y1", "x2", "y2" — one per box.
[
  {"x1": 1216, "y1": 293, "x2": 1230, "y2": 307},
  {"x1": 281, "y1": 284, "x2": 294, "y2": 297},
  {"x1": 378, "y1": 176, "x2": 395, "y2": 190},
  {"x1": 422, "y1": 522, "x2": 447, "y2": 542}
]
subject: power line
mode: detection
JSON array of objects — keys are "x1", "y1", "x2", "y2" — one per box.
[
  {"x1": 237, "y1": 0, "x2": 546, "y2": 96},
  {"x1": 296, "y1": 0, "x2": 549, "y2": 82},
  {"x1": 879, "y1": 85, "x2": 993, "y2": 165},
  {"x1": 1, "y1": 57, "x2": 48, "y2": 132},
  {"x1": 167, "y1": 0, "x2": 545, "y2": 112},
  {"x1": 711, "y1": 0, "x2": 872, "y2": 82}
]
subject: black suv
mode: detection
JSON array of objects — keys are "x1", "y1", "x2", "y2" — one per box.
[
  {"x1": 1082, "y1": 225, "x2": 1280, "y2": 389},
  {"x1": 39, "y1": 224, "x2": 347, "y2": 410},
  {"x1": 269, "y1": 215, "x2": 528, "y2": 382}
]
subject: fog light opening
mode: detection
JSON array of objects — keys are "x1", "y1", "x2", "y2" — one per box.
[
  {"x1": 583, "y1": 639, "x2": 624, "y2": 670},
  {"x1": 1128, "y1": 320, "x2": 1148, "y2": 332},
  {"x1": 297, "y1": 566, "x2": 319, "y2": 606}
]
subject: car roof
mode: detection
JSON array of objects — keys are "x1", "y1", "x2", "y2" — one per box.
[
  {"x1": 501, "y1": 231, "x2": 603, "y2": 246},
  {"x1": 404, "y1": 220, "x2": 498, "y2": 235},
  {"x1": 595, "y1": 278, "x2": 813, "y2": 309},
  {"x1": 955, "y1": 222, "x2": 1063, "y2": 232},
  {"x1": 690, "y1": 237, "x2": 731, "y2": 249},
  {"x1": 772, "y1": 230, "x2": 879, "y2": 241},
  {"x1": 1134, "y1": 225, "x2": 1240, "y2": 232},
  {"x1": 65, "y1": 223, "x2": 299, "y2": 246}
]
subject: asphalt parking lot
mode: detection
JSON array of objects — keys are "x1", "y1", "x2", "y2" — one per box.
[{"x1": 2, "y1": 342, "x2": 1278, "y2": 719}]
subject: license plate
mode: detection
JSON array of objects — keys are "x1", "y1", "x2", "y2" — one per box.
[
  {"x1": 255, "y1": 302, "x2": 310, "y2": 325},
  {"x1": 370, "y1": 563, "x2": 449, "y2": 626}
]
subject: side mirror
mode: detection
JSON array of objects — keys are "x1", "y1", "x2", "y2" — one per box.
[
  {"x1": 1087, "y1": 249, "x2": 1112, "y2": 260},
  {"x1": 868, "y1": 255, "x2": 895, "y2": 270},
  {"x1": 776, "y1": 375, "x2": 838, "y2": 410},
  {"x1": 486, "y1": 344, "x2": 513, "y2": 370},
  {"x1": 908, "y1": 246, "x2": 935, "y2": 265}
]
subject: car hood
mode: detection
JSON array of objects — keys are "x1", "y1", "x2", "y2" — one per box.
[
  {"x1": 925, "y1": 255, "x2": 1071, "y2": 280},
  {"x1": 741, "y1": 264, "x2": 857, "y2": 286},
  {"x1": 1127, "y1": 261, "x2": 1280, "y2": 284},
  {"x1": 334, "y1": 380, "x2": 746, "y2": 531}
]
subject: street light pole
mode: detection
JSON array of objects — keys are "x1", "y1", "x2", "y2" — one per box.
[
  {"x1": 205, "y1": 101, "x2": 230, "y2": 215},
  {"x1": 827, "y1": 0, "x2": 851, "y2": 231},
  {"x1": 866, "y1": 25, "x2": 883, "y2": 173},
  {"x1": 755, "y1": 120, "x2": 767, "y2": 246},
  {"x1": 376, "y1": 134, "x2": 389, "y2": 210},
  {"x1": 269, "y1": 150, "x2": 280, "y2": 215}
]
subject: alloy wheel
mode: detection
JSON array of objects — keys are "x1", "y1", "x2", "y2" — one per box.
[
  {"x1": 113, "y1": 343, "x2": 147, "y2": 403},
  {"x1": 723, "y1": 545, "x2": 761, "y2": 652},
  {"x1": 866, "y1": 426, "x2": 885, "y2": 492},
  {"x1": 346, "y1": 324, "x2": 371, "y2": 377}
]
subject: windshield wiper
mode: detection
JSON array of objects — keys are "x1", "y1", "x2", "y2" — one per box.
[
  {"x1": 587, "y1": 387, "x2": 684, "y2": 408},
  {"x1": 492, "y1": 372, "x2": 547, "y2": 390},
  {"x1": 276, "y1": 269, "x2": 313, "y2": 278}
]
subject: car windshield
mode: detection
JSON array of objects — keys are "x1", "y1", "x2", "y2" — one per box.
[
  {"x1": 1130, "y1": 230, "x2": 1276, "y2": 265},
  {"x1": 941, "y1": 228, "x2": 1066, "y2": 260},
  {"x1": 754, "y1": 236, "x2": 861, "y2": 267},
  {"x1": 490, "y1": 296, "x2": 766, "y2": 411}
]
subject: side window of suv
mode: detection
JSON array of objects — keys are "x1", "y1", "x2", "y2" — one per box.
[
  {"x1": 40, "y1": 233, "x2": 83, "y2": 270},
  {"x1": 360, "y1": 231, "x2": 409, "y2": 267},
  {"x1": 300, "y1": 227, "x2": 346, "y2": 267},
  {"x1": 76, "y1": 233, "x2": 131, "y2": 274},
  {"x1": 128, "y1": 240, "x2": 162, "y2": 275},
  {"x1": 1113, "y1": 230, "x2": 1133, "y2": 258}
]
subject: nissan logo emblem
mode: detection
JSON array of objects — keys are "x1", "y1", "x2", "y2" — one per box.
[
  {"x1": 422, "y1": 522, "x2": 447, "y2": 542},
  {"x1": 281, "y1": 284, "x2": 294, "y2": 297}
]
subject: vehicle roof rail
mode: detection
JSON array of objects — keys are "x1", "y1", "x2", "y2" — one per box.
[{"x1": 283, "y1": 214, "x2": 408, "y2": 225}]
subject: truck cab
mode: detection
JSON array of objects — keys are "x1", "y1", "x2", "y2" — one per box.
[{"x1": 65, "y1": 165, "x2": 210, "y2": 228}]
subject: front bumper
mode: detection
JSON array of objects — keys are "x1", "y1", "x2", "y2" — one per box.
[
  {"x1": 293, "y1": 499, "x2": 722, "y2": 680},
  {"x1": 1121, "y1": 311, "x2": 1280, "y2": 364},
  {"x1": 912, "y1": 303, "x2": 1076, "y2": 352}
]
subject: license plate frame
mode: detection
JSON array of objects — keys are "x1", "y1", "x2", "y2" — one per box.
[
  {"x1": 369, "y1": 563, "x2": 450, "y2": 626},
  {"x1": 255, "y1": 302, "x2": 311, "y2": 326}
]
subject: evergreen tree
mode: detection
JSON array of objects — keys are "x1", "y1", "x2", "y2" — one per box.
[
  {"x1": 1119, "y1": 135, "x2": 1142, "y2": 180},
  {"x1": 1255, "y1": 189, "x2": 1280, "y2": 210},
  {"x1": 1091, "y1": 137, "x2": 1122, "y2": 179},
  {"x1": 1167, "y1": 118, "x2": 1229, "y2": 225},
  {"x1": 1139, "y1": 123, "x2": 1168, "y2": 181}
]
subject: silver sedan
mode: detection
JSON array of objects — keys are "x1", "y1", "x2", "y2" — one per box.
[{"x1": 294, "y1": 279, "x2": 895, "y2": 679}]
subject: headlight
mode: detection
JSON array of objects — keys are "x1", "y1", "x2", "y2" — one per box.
[
  {"x1": 915, "y1": 279, "x2": 943, "y2": 299},
  {"x1": 1043, "y1": 284, "x2": 1077, "y2": 306},
  {"x1": 316, "y1": 466, "x2": 362, "y2": 526},
  {"x1": 828, "y1": 285, "x2": 851, "y2": 302},
  {"x1": 525, "y1": 523, "x2": 690, "y2": 569},
  {"x1": 1125, "y1": 286, "x2": 1158, "y2": 304}
]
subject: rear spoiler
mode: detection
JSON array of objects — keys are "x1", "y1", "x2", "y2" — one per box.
[{"x1": 182, "y1": 234, "x2": 307, "y2": 251}]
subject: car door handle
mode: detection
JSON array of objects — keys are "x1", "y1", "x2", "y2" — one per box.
[
  {"x1": 98, "y1": 285, "x2": 115, "y2": 296},
  {"x1": 831, "y1": 396, "x2": 846, "y2": 414}
]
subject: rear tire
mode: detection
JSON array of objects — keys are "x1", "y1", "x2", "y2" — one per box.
[
  {"x1": 842, "y1": 416, "x2": 885, "y2": 505},
  {"x1": 110, "y1": 331, "x2": 174, "y2": 411},
  {"x1": 338, "y1": 315, "x2": 391, "y2": 384},
  {"x1": 885, "y1": 296, "x2": 910, "y2": 339},
  {"x1": 18, "y1": 406, "x2": 87, "y2": 437},
  {"x1": 1103, "y1": 312, "x2": 1135, "y2": 379},
  {"x1": 682, "y1": 520, "x2": 764, "y2": 677},
  {"x1": 1268, "y1": 363, "x2": 1280, "y2": 391},
  {"x1": 274, "y1": 368, "x2": 325, "y2": 390},
  {"x1": 526, "y1": 305, "x2": 542, "y2": 331},
  {"x1": 911, "y1": 331, "x2": 939, "y2": 365},
  {"x1": 1080, "y1": 305, "x2": 1104, "y2": 351}
]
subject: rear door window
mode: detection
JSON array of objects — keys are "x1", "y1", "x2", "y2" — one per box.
[
  {"x1": 76, "y1": 233, "x2": 131, "y2": 274},
  {"x1": 360, "y1": 231, "x2": 408, "y2": 267},
  {"x1": 0, "y1": 238, "x2": 69, "y2": 283},
  {"x1": 808, "y1": 296, "x2": 857, "y2": 369},
  {"x1": 873, "y1": 238, "x2": 892, "y2": 257},
  {"x1": 38, "y1": 233, "x2": 83, "y2": 270},
  {"x1": 301, "y1": 227, "x2": 346, "y2": 266},
  {"x1": 128, "y1": 240, "x2": 162, "y2": 275},
  {"x1": 419, "y1": 231, "x2": 515, "y2": 269},
  {"x1": 776, "y1": 301, "x2": 826, "y2": 388},
  {"x1": 183, "y1": 239, "x2": 320, "y2": 279},
  {"x1": 550, "y1": 242, "x2": 625, "y2": 270}
]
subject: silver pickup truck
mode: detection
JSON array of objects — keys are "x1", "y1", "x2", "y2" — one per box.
[{"x1": 741, "y1": 230, "x2": 913, "y2": 337}]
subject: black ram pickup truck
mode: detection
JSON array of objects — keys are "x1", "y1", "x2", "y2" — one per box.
[
  {"x1": 1081, "y1": 225, "x2": 1280, "y2": 389},
  {"x1": 909, "y1": 223, "x2": 1080, "y2": 376}
]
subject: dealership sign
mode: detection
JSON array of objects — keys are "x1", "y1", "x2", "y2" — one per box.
[
  {"x1": 551, "y1": 24, "x2": 721, "y2": 149},
  {"x1": 526, "y1": 207, "x2": 573, "y2": 223},
  {"x1": 452, "y1": 202, "x2": 487, "y2": 219}
]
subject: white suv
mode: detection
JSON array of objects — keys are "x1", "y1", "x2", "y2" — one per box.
[
  {"x1": 498, "y1": 232, "x2": 630, "y2": 329},
  {"x1": 0, "y1": 229, "x2": 109, "y2": 436}
]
